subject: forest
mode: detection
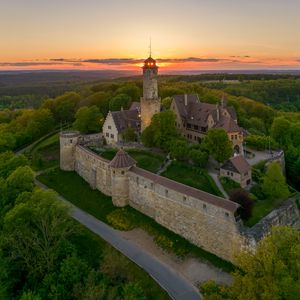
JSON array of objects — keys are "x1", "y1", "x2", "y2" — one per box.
[{"x1": 0, "y1": 72, "x2": 300, "y2": 299}]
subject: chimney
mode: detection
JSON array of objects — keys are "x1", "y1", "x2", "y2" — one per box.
[{"x1": 184, "y1": 94, "x2": 188, "y2": 106}]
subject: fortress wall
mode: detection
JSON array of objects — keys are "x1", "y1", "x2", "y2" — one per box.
[
  {"x1": 127, "y1": 169, "x2": 243, "y2": 262},
  {"x1": 75, "y1": 145, "x2": 112, "y2": 196}
]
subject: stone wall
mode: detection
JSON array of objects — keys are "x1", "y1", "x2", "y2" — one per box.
[
  {"x1": 74, "y1": 145, "x2": 112, "y2": 196},
  {"x1": 127, "y1": 167, "x2": 243, "y2": 262}
]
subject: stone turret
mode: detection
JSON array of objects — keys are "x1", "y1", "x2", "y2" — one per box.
[
  {"x1": 109, "y1": 149, "x2": 136, "y2": 207},
  {"x1": 60, "y1": 131, "x2": 80, "y2": 171},
  {"x1": 140, "y1": 56, "x2": 161, "y2": 132}
]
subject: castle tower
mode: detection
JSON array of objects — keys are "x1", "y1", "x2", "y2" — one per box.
[
  {"x1": 109, "y1": 149, "x2": 136, "y2": 207},
  {"x1": 60, "y1": 131, "x2": 80, "y2": 171},
  {"x1": 140, "y1": 55, "x2": 161, "y2": 132}
]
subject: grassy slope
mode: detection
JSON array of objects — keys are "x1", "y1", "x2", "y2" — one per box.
[
  {"x1": 37, "y1": 168, "x2": 235, "y2": 272},
  {"x1": 162, "y1": 161, "x2": 223, "y2": 197}
]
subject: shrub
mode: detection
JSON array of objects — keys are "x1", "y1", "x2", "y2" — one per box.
[
  {"x1": 188, "y1": 149, "x2": 209, "y2": 168},
  {"x1": 229, "y1": 189, "x2": 254, "y2": 220},
  {"x1": 220, "y1": 176, "x2": 240, "y2": 194},
  {"x1": 106, "y1": 208, "x2": 137, "y2": 230}
]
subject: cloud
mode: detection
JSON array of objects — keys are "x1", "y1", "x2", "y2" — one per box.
[{"x1": 0, "y1": 61, "x2": 81, "y2": 67}]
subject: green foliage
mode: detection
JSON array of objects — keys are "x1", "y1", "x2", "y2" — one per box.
[
  {"x1": 141, "y1": 110, "x2": 179, "y2": 151},
  {"x1": 73, "y1": 105, "x2": 103, "y2": 133},
  {"x1": 0, "y1": 131, "x2": 16, "y2": 152},
  {"x1": 107, "y1": 208, "x2": 137, "y2": 230},
  {"x1": 188, "y1": 149, "x2": 209, "y2": 168},
  {"x1": 245, "y1": 135, "x2": 278, "y2": 150},
  {"x1": 109, "y1": 93, "x2": 132, "y2": 111},
  {"x1": 122, "y1": 127, "x2": 136, "y2": 142},
  {"x1": 229, "y1": 189, "x2": 254, "y2": 221},
  {"x1": 169, "y1": 138, "x2": 189, "y2": 160},
  {"x1": 201, "y1": 227, "x2": 300, "y2": 299},
  {"x1": 204, "y1": 128, "x2": 232, "y2": 163},
  {"x1": 271, "y1": 117, "x2": 291, "y2": 146},
  {"x1": 80, "y1": 91, "x2": 111, "y2": 115},
  {"x1": 262, "y1": 162, "x2": 290, "y2": 200},
  {"x1": 161, "y1": 96, "x2": 173, "y2": 110},
  {"x1": 122, "y1": 282, "x2": 147, "y2": 300},
  {"x1": 220, "y1": 177, "x2": 240, "y2": 194},
  {"x1": 6, "y1": 166, "x2": 35, "y2": 202},
  {"x1": 0, "y1": 152, "x2": 28, "y2": 178},
  {"x1": 162, "y1": 161, "x2": 223, "y2": 197},
  {"x1": 43, "y1": 92, "x2": 81, "y2": 122},
  {"x1": 20, "y1": 291, "x2": 42, "y2": 300}
]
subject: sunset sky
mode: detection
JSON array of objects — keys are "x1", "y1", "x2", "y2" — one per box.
[{"x1": 1, "y1": 0, "x2": 300, "y2": 72}]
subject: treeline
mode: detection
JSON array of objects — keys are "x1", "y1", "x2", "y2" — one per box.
[
  {"x1": 0, "y1": 152, "x2": 167, "y2": 299},
  {"x1": 203, "y1": 78, "x2": 300, "y2": 111}
]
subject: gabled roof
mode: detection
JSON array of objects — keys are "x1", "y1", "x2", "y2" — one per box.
[
  {"x1": 221, "y1": 155, "x2": 250, "y2": 174},
  {"x1": 214, "y1": 115, "x2": 242, "y2": 133},
  {"x1": 109, "y1": 149, "x2": 136, "y2": 168},
  {"x1": 110, "y1": 109, "x2": 141, "y2": 133},
  {"x1": 130, "y1": 166, "x2": 239, "y2": 213},
  {"x1": 172, "y1": 94, "x2": 217, "y2": 127}
]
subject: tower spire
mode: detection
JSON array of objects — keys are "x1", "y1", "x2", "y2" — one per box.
[{"x1": 149, "y1": 37, "x2": 152, "y2": 58}]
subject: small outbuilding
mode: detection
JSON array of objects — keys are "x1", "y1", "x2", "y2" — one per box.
[{"x1": 220, "y1": 155, "x2": 252, "y2": 188}]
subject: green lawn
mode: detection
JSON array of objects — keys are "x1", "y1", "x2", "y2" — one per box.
[
  {"x1": 162, "y1": 161, "x2": 223, "y2": 197},
  {"x1": 220, "y1": 176, "x2": 240, "y2": 194},
  {"x1": 245, "y1": 197, "x2": 287, "y2": 227},
  {"x1": 91, "y1": 147, "x2": 165, "y2": 173},
  {"x1": 37, "y1": 168, "x2": 234, "y2": 272}
]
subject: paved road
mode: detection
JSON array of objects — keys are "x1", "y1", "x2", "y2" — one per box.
[{"x1": 35, "y1": 180, "x2": 201, "y2": 300}]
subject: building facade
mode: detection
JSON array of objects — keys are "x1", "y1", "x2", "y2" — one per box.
[
  {"x1": 220, "y1": 155, "x2": 252, "y2": 188},
  {"x1": 170, "y1": 94, "x2": 244, "y2": 154}
]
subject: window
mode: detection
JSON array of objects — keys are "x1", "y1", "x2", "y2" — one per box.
[
  {"x1": 187, "y1": 123, "x2": 191, "y2": 129},
  {"x1": 165, "y1": 189, "x2": 168, "y2": 197},
  {"x1": 108, "y1": 125, "x2": 111, "y2": 129},
  {"x1": 110, "y1": 134, "x2": 114, "y2": 138},
  {"x1": 70, "y1": 139, "x2": 73, "y2": 144},
  {"x1": 231, "y1": 172, "x2": 233, "y2": 176},
  {"x1": 194, "y1": 125, "x2": 199, "y2": 130},
  {"x1": 121, "y1": 171, "x2": 125, "y2": 175},
  {"x1": 227, "y1": 171, "x2": 230, "y2": 176},
  {"x1": 183, "y1": 196, "x2": 187, "y2": 201},
  {"x1": 106, "y1": 132, "x2": 109, "y2": 137},
  {"x1": 203, "y1": 204, "x2": 207, "y2": 210},
  {"x1": 235, "y1": 135, "x2": 237, "y2": 140},
  {"x1": 225, "y1": 212, "x2": 229, "y2": 218}
]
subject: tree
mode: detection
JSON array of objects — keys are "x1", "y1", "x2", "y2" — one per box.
[
  {"x1": 271, "y1": 117, "x2": 291, "y2": 146},
  {"x1": 122, "y1": 127, "x2": 136, "y2": 142},
  {"x1": 201, "y1": 227, "x2": 300, "y2": 300},
  {"x1": 169, "y1": 139, "x2": 189, "y2": 160},
  {"x1": 141, "y1": 110, "x2": 178, "y2": 151},
  {"x1": 261, "y1": 162, "x2": 290, "y2": 200},
  {"x1": 115, "y1": 83, "x2": 141, "y2": 100},
  {"x1": 109, "y1": 93, "x2": 131, "y2": 111},
  {"x1": 73, "y1": 106, "x2": 103, "y2": 133},
  {"x1": 80, "y1": 91, "x2": 111, "y2": 115},
  {"x1": 0, "y1": 131, "x2": 16, "y2": 152},
  {"x1": 204, "y1": 129, "x2": 232, "y2": 163},
  {"x1": 122, "y1": 282, "x2": 146, "y2": 300},
  {"x1": 290, "y1": 122, "x2": 300, "y2": 147},
  {"x1": 3, "y1": 189, "x2": 74, "y2": 279},
  {"x1": 229, "y1": 189, "x2": 254, "y2": 220},
  {"x1": 161, "y1": 97, "x2": 173, "y2": 110},
  {"x1": 6, "y1": 166, "x2": 35, "y2": 202},
  {"x1": 188, "y1": 149, "x2": 209, "y2": 168}
]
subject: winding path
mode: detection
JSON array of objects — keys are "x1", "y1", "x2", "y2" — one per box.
[{"x1": 35, "y1": 179, "x2": 201, "y2": 300}]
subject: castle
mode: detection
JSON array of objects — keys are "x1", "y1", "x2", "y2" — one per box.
[{"x1": 60, "y1": 54, "x2": 299, "y2": 263}]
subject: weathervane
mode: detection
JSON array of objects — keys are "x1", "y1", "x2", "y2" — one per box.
[{"x1": 149, "y1": 37, "x2": 152, "y2": 57}]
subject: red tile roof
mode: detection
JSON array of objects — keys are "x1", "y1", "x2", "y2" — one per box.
[
  {"x1": 109, "y1": 149, "x2": 136, "y2": 168},
  {"x1": 221, "y1": 155, "x2": 250, "y2": 174}
]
